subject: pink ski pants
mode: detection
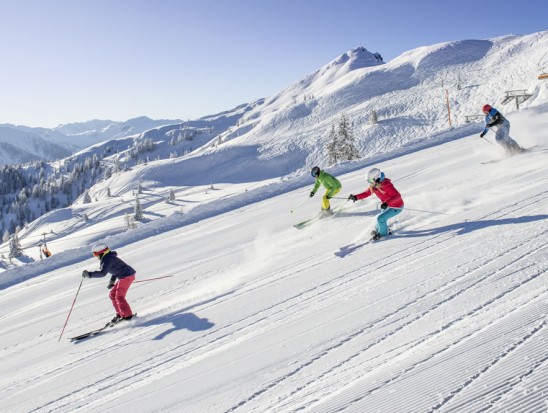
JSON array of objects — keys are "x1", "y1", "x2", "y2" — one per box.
[{"x1": 108, "y1": 275, "x2": 135, "y2": 317}]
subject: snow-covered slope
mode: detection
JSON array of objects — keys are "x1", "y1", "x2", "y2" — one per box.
[
  {"x1": 0, "y1": 104, "x2": 546, "y2": 412},
  {"x1": 0, "y1": 31, "x2": 547, "y2": 411}
]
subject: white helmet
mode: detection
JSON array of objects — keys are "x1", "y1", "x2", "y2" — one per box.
[
  {"x1": 367, "y1": 168, "x2": 385, "y2": 184},
  {"x1": 91, "y1": 243, "x2": 110, "y2": 257}
]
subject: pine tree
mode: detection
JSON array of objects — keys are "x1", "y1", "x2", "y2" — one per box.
[
  {"x1": 370, "y1": 110, "x2": 379, "y2": 125},
  {"x1": 337, "y1": 114, "x2": 360, "y2": 161},
  {"x1": 327, "y1": 114, "x2": 360, "y2": 165},
  {"x1": 2, "y1": 229, "x2": 9, "y2": 243},
  {"x1": 327, "y1": 124, "x2": 339, "y2": 164},
  {"x1": 83, "y1": 191, "x2": 92, "y2": 204},
  {"x1": 133, "y1": 195, "x2": 143, "y2": 221},
  {"x1": 9, "y1": 234, "x2": 23, "y2": 258}
]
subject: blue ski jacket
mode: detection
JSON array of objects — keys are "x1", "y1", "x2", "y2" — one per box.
[
  {"x1": 88, "y1": 250, "x2": 136, "y2": 283},
  {"x1": 482, "y1": 107, "x2": 505, "y2": 135}
]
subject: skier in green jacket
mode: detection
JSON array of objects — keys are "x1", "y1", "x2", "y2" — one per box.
[{"x1": 309, "y1": 166, "x2": 342, "y2": 213}]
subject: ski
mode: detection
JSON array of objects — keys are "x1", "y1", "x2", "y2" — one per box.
[
  {"x1": 294, "y1": 203, "x2": 348, "y2": 229},
  {"x1": 335, "y1": 231, "x2": 393, "y2": 257},
  {"x1": 70, "y1": 314, "x2": 137, "y2": 342},
  {"x1": 293, "y1": 213, "x2": 326, "y2": 229},
  {"x1": 70, "y1": 326, "x2": 109, "y2": 341}
]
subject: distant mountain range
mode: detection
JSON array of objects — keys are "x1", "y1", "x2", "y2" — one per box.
[
  {"x1": 0, "y1": 126, "x2": 71, "y2": 165},
  {"x1": 0, "y1": 116, "x2": 183, "y2": 166}
]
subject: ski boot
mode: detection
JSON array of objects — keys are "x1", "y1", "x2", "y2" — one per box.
[{"x1": 106, "y1": 314, "x2": 122, "y2": 327}]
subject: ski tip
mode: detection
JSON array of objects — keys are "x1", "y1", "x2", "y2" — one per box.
[{"x1": 69, "y1": 332, "x2": 99, "y2": 341}]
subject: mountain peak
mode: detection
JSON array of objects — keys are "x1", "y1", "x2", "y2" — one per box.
[{"x1": 327, "y1": 46, "x2": 384, "y2": 73}]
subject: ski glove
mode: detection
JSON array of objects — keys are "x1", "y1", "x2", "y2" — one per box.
[
  {"x1": 479, "y1": 131, "x2": 486, "y2": 138},
  {"x1": 381, "y1": 202, "x2": 388, "y2": 209},
  {"x1": 348, "y1": 194, "x2": 357, "y2": 202},
  {"x1": 107, "y1": 280, "x2": 116, "y2": 289},
  {"x1": 82, "y1": 270, "x2": 90, "y2": 278},
  {"x1": 309, "y1": 191, "x2": 315, "y2": 197}
]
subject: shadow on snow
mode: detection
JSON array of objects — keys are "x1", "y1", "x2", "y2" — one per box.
[{"x1": 397, "y1": 215, "x2": 548, "y2": 237}]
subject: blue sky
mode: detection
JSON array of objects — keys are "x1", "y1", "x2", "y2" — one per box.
[{"x1": 0, "y1": 0, "x2": 546, "y2": 128}]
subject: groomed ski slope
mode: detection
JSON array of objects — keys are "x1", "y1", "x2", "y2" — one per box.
[{"x1": 0, "y1": 116, "x2": 547, "y2": 412}]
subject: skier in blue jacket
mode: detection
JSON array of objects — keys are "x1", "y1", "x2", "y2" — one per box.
[
  {"x1": 479, "y1": 104, "x2": 523, "y2": 154},
  {"x1": 82, "y1": 243, "x2": 136, "y2": 326}
]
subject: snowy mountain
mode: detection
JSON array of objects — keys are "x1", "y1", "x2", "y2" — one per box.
[
  {"x1": 0, "y1": 126, "x2": 71, "y2": 166},
  {"x1": 0, "y1": 102, "x2": 260, "y2": 237},
  {"x1": 52, "y1": 116, "x2": 184, "y2": 149},
  {"x1": 66, "y1": 100, "x2": 263, "y2": 167},
  {"x1": 0, "y1": 31, "x2": 547, "y2": 412},
  {"x1": 65, "y1": 34, "x2": 548, "y2": 193},
  {"x1": 79, "y1": 33, "x2": 547, "y2": 186},
  {"x1": 0, "y1": 116, "x2": 185, "y2": 163},
  {"x1": 1, "y1": 32, "x2": 546, "y2": 258}
]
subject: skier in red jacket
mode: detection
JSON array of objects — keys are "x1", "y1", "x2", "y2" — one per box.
[{"x1": 348, "y1": 168, "x2": 404, "y2": 240}]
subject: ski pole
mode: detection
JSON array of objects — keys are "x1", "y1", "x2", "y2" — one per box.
[
  {"x1": 481, "y1": 137, "x2": 495, "y2": 146},
  {"x1": 290, "y1": 197, "x2": 309, "y2": 213},
  {"x1": 332, "y1": 199, "x2": 349, "y2": 218},
  {"x1": 389, "y1": 206, "x2": 450, "y2": 216},
  {"x1": 58, "y1": 278, "x2": 83, "y2": 342},
  {"x1": 376, "y1": 205, "x2": 450, "y2": 216},
  {"x1": 480, "y1": 129, "x2": 496, "y2": 146},
  {"x1": 405, "y1": 207, "x2": 450, "y2": 215},
  {"x1": 134, "y1": 275, "x2": 173, "y2": 283}
]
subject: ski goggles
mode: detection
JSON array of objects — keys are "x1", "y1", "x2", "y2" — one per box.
[{"x1": 93, "y1": 248, "x2": 109, "y2": 257}]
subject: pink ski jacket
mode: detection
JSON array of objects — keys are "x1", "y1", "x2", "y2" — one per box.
[{"x1": 355, "y1": 178, "x2": 404, "y2": 208}]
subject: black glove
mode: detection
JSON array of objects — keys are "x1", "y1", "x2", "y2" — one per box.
[
  {"x1": 309, "y1": 191, "x2": 315, "y2": 198},
  {"x1": 381, "y1": 202, "x2": 388, "y2": 209},
  {"x1": 107, "y1": 280, "x2": 116, "y2": 289},
  {"x1": 479, "y1": 131, "x2": 486, "y2": 138},
  {"x1": 82, "y1": 270, "x2": 90, "y2": 278},
  {"x1": 348, "y1": 194, "x2": 357, "y2": 202}
]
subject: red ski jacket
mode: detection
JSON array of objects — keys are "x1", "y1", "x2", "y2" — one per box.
[{"x1": 355, "y1": 178, "x2": 404, "y2": 208}]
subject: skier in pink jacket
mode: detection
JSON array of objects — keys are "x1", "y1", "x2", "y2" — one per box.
[{"x1": 348, "y1": 168, "x2": 404, "y2": 240}]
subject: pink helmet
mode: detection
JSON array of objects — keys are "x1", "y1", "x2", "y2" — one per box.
[{"x1": 482, "y1": 104, "x2": 492, "y2": 113}]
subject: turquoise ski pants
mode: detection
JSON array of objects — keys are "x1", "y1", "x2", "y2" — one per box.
[{"x1": 376, "y1": 208, "x2": 402, "y2": 236}]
